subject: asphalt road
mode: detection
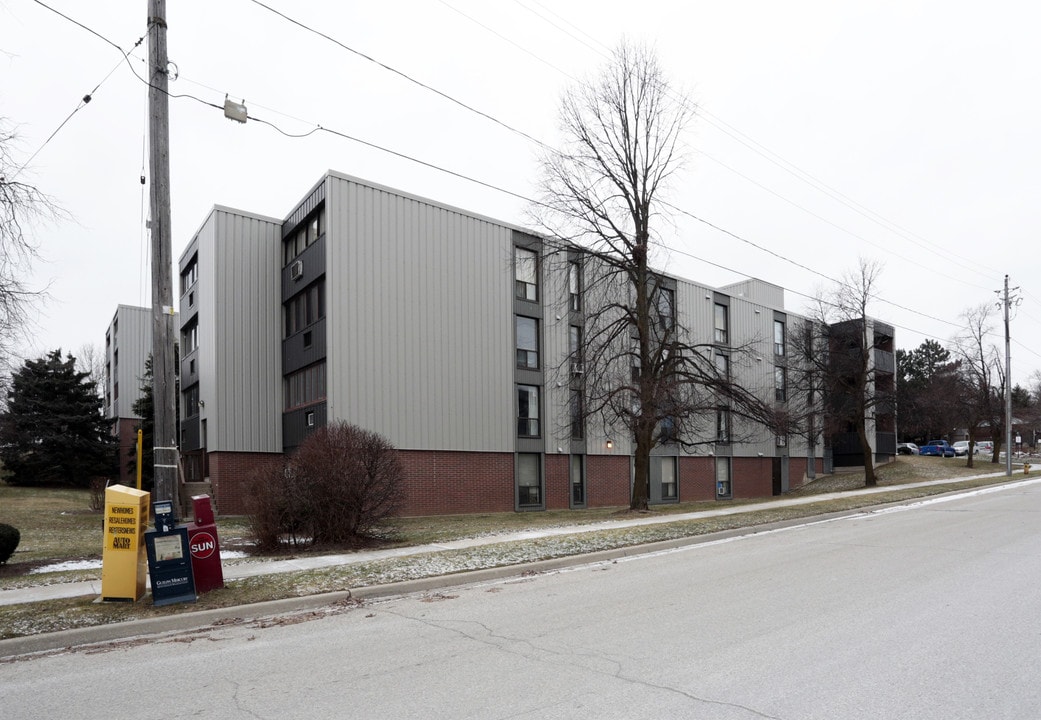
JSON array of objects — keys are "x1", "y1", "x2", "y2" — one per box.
[{"x1": 4, "y1": 482, "x2": 1041, "y2": 719}]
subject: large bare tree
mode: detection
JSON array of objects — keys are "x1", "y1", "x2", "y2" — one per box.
[
  {"x1": 533, "y1": 42, "x2": 777, "y2": 509},
  {"x1": 0, "y1": 121, "x2": 58, "y2": 377}
]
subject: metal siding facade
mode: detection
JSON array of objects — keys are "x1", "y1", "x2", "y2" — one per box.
[
  {"x1": 208, "y1": 210, "x2": 283, "y2": 453},
  {"x1": 106, "y1": 305, "x2": 153, "y2": 419},
  {"x1": 542, "y1": 251, "x2": 571, "y2": 453},
  {"x1": 325, "y1": 176, "x2": 513, "y2": 452}
]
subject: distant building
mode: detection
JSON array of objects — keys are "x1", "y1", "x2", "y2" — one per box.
[
  {"x1": 826, "y1": 318, "x2": 897, "y2": 468},
  {"x1": 103, "y1": 305, "x2": 153, "y2": 487},
  {"x1": 175, "y1": 172, "x2": 894, "y2": 515}
]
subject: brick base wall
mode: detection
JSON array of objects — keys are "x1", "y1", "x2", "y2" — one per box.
[
  {"x1": 545, "y1": 455, "x2": 570, "y2": 510},
  {"x1": 788, "y1": 456, "x2": 824, "y2": 491},
  {"x1": 587, "y1": 455, "x2": 631, "y2": 508},
  {"x1": 679, "y1": 456, "x2": 716, "y2": 501},
  {"x1": 732, "y1": 457, "x2": 774, "y2": 499},
  {"x1": 205, "y1": 447, "x2": 831, "y2": 517},
  {"x1": 208, "y1": 452, "x2": 285, "y2": 515},
  {"x1": 398, "y1": 450, "x2": 515, "y2": 516}
]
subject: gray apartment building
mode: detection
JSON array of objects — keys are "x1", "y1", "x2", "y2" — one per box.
[
  {"x1": 174, "y1": 171, "x2": 894, "y2": 516},
  {"x1": 104, "y1": 304, "x2": 155, "y2": 487}
]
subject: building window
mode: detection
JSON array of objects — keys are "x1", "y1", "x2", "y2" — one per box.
[
  {"x1": 660, "y1": 456, "x2": 677, "y2": 500},
  {"x1": 774, "y1": 320, "x2": 786, "y2": 357},
  {"x1": 517, "y1": 385, "x2": 540, "y2": 437},
  {"x1": 570, "y1": 454, "x2": 585, "y2": 506},
  {"x1": 515, "y1": 316, "x2": 539, "y2": 369},
  {"x1": 517, "y1": 453, "x2": 542, "y2": 507},
  {"x1": 714, "y1": 303, "x2": 728, "y2": 344},
  {"x1": 515, "y1": 247, "x2": 538, "y2": 302},
  {"x1": 570, "y1": 389, "x2": 584, "y2": 440},
  {"x1": 182, "y1": 322, "x2": 198, "y2": 354},
  {"x1": 714, "y1": 351, "x2": 729, "y2": 379},
  {"x1": 180, "y1": 255, "x2": 198, "y2": 295},
  {"x1": 656, "y1": 287, "x2": 675, "y2": 331},
  {"x1": 716, "y1": 408, "x2": 731, "y2": 443},
  {"x1": 284, "y1": 362, "x2": 327, "y2": 410},
  {"x1": 660, "y1": 416, "x2": 677, "y2": 443},
  {"x1": 183, "y1": 384, "x2": 199, "y2": 418},
  {"x1": 570, "y1": 325, "x2": 583, "y2": 375},
  {"x1": 568, "y1": 261, "x2": 582, "y2": 312},
  {"x1": 284, "y1": 206, "x2": 325, "y2": 265},
  {"x1": 284, "y1": 279, "x2": 325, "y2": 337},
  {"x1": 775, "y1": 366, "x2": 787, "y2": 402},
  {"x1": 716, "y1": 457, "x2": 732, "y2": 499}
]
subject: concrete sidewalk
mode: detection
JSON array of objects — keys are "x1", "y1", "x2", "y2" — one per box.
[{"x1": 2, "y1": 470, "x2": 1028, "y2": 608}]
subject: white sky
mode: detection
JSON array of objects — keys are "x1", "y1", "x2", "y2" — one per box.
[{"x1": 2, "y1": 0, "x2": 1040, "y2": 383}]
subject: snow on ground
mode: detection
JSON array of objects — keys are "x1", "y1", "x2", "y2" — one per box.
[{"x1": 28, "y1": 549, "x2": 249, "y2": 574}]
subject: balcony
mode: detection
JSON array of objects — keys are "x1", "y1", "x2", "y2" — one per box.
[{"x1": 873, "y1": 348, "x2": 895, "y2": 374}]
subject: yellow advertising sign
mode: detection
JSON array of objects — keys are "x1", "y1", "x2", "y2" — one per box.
[{"x1": 101, "y1": 485, "x2": 150, "y2": 602}]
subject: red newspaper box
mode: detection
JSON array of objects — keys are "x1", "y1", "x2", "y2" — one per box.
[{"x1": 187, "y1": 494, "x2": 225, "y2": 593}]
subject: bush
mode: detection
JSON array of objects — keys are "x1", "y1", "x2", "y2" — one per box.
[
  {"x1": 0, "y1": 523, "x2": 20, "y2": 564},
  {"x1": 248, "y1": 422, "x2": 404, "y2": 551}
]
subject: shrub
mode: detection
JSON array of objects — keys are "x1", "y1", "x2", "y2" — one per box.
[
  {"x1": 0, "y1": 523, "x2": 20, "y2": 565},
  {"x1": 248, "y1": 422, "x2": 404, "y2": 550},
  {"x1": 248, "y1": 461, "x2": 314, "y2": 552}
]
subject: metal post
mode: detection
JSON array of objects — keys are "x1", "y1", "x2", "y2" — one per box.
[
  {"x1": 148, "y1": 0, "x2": 180, "y2": 512},
  {"x1": 1004, "y1": 275, "x2": 1012, "y2": 477}
]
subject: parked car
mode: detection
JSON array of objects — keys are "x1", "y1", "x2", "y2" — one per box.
[
  {"x1": 897, "y1": 443, "x2": 919, "y2": 455},
  {"x1": 919, "y1": 440, "x2": 956, "y2": 457},
  {"x1": 977, "y1": 441, "x2": 994, "y2": 454},
  {"x1": 952, "y1": 441, "x2": 971, "y2": 456}
]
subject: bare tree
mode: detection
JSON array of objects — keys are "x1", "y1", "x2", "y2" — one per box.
[
  {"x1": 949, "y1": 303, "x2": 1004, "y2": 465},
  {"x1": 532, "y1": 42, "x2": 778, "y2": 509},
  {"x1": 76, "y1": 342, "x2": 107, "y2": 403},
  {"x1": 807, "y1": 258, "x2": 892, "y2": 487},
  {"x1": 0, "y1": 121, "x2": 59, "y2": 374}
]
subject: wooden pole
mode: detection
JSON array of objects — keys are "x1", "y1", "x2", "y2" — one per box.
[{"x1": 147, "y1": 0, "x2": 179, "y2": 512}]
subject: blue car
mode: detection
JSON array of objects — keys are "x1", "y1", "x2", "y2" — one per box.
[{"x1": 919, "y1": 440, "x2": 956, "y2": 457}]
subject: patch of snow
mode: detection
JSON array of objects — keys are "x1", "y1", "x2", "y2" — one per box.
[
  {"x1": 27, "y1": 549, "x2": 249, "y2": 574},
  {"x1": 29, "y1": 559, "x2": 102, "y2": 574}
]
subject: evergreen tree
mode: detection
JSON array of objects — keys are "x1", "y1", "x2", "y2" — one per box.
[
  {"x1": 0, "y1": 350, "x2": 116, "y2": 486},
  {"x1": 128, "y1": 356, "x2": 155, "y2": 490}
]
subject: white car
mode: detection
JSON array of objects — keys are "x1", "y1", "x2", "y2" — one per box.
[{"x1": 952, "y1": 441, "x2": 971, "y2": 456}]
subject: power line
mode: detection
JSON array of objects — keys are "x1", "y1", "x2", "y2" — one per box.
[
  {"x1": 251, "y1": 0, "x2": 995, "y2": 303},
  {"x1": 246, "y1": 0, "x2": 549, "y2": 150},
  {"x1": 34, "y1": 2, "x2": 1032, "y2": 359}
]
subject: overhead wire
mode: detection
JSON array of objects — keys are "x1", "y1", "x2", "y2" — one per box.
[
  {"x1": 33, "y1": 2, "x2": 1028, "y2": 357},
  {"x1": 510, "y1": 0, "x2": 1005, "y2": 280}
]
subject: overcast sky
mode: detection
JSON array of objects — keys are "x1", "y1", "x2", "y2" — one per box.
[{"x1": 2, "y1": 0, "x2": 1040, "y2": 383}]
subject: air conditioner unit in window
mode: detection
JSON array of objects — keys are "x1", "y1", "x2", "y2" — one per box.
[{"x1": 290, "y1": 260, "x2": 304, "y2": 280}]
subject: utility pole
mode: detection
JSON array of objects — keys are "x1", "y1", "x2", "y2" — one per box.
[
  {"x1": 148, "y1": 0, "x2": 179, "y2": 511},
  {"x1": 1002, "y1": 275, "x2": 1014, "y2": 477}
]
